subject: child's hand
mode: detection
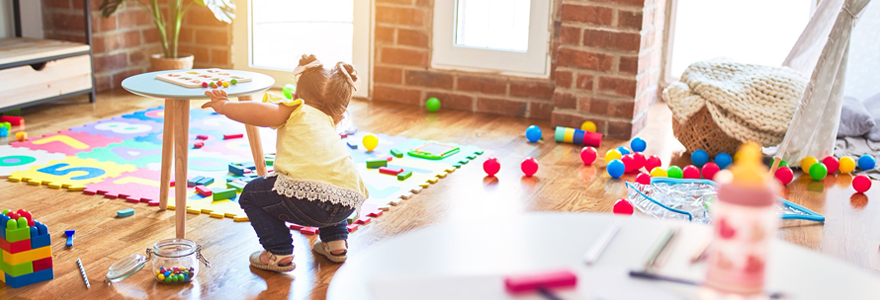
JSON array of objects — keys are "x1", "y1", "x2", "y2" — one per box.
[{"x1": 202, "y1": 90, "x2": 229, "y2": 114}]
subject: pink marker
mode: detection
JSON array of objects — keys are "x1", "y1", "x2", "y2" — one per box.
[{"x1": 504, "y1": 269, "x2": 577, "y2": 294}]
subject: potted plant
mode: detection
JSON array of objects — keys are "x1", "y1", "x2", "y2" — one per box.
[{"x1": 99, "y1": 0, "x2": 235, "y2": 71}]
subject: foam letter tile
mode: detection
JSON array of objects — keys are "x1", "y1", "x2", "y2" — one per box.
[
  {"x1": 10, "y1": 130, "x2": 123, "y2": 156},
  {"x1": 8, "y1": 157, "x2": 136, "y2": 191},
  {"x1": 83, "y1": 168, "x2": 172, "y2": 205},
  {"x1": 77, "y1": 140, "x2": 162, "y2": 168},
  {"x1": 134, "y1": 128, "x2": 225, "y2": 148},
  {"x1": 121, "y1": 106, "x2": 213, "y2": 123},
  {"x1": 69, "y1": 116, "x2": 163, "y2": 139},
  {"x1": 0, "y1": 146, "x2": 66, "y2": 179}
]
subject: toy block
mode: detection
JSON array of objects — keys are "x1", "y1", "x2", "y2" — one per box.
[
  {"x1": 31, "y1": 257, "x2": 52, "y2": 272},
  {"x1": 0, "y1": 116, "x2": 23, "y2": 126},
  {"x1": 64, "y1": 230, "x2": 75, "y2": 247},
  {"x1": 0, "y1": 260, "x2": 32, "y2": 277},
  {"x1": 0, "y1": 121, "x2": 10, "y2": 130},
  {"x1": 227, "y1": 181, "x2": 246, "y2": 192},
  {"x1": 346, "y1": 224, "x2": 358, "y2": 233},
  {"x1": 366, "y1": 159, "x2": 387, "y2": 168},
  {"x1": 367, "y1": 210, "x2": 383, "y2": 217},
  {"x1": 196, "y1": 134, "x2": 209, "y2": 140},
  {"x1": 299, "y1": 227, "x2": 319, "y2": 235},
  {"x1": 467, "y1": 155, "x2": 477, "y2": 160},
  {"x1": 243, "y1": 163, "x2": 257, "y2": 170},
  {"x1": 390, "y1": 149, "x2": 404, "y2": 158},
  {"x1": 0, "y1": 238, "x2": 30, "y2": 254},
  {"x1": 4, "y1": 268, "x2": 53, "y2": 288},
  {"x1": 347, "y1": 142, "x2": 358, "y2": 149},
  {"x1": 379, "y1": 167, "x2": 403, "y2": 175},
  {"x1": 223, "y1": 133, "x2": 243, "y2": 139},
  {"x1": 193, "y1": 141, "x2": 204, "y2": 149},
  {"x1": 504, "y1": 269, "x2": 577, "y2": 293},
  {"x1": 346, "y1": 211, "x2": 358, "y2": 224},
  {"x1": 5, "y1": 218, "x2": 30, "y2": 243},
  {"x1": 2, "y1": 246, "x2": 51, "y2": 265},
  {"x1": 288, "y1": 224, "x2": 304, "y2": 230},
  {"x1": 378, "y1": 156, "x2": 393, "y2": 162},
  {"x1": 265, "y1": 158, "x2": 274, "y2": 166},
  {"x1": 229, "y1": 164, "x2": 246, "y2": 176},
  {"x1": 355, "y1": 216, "x2": 371, "y2": 225},
  {"x1": 196, "y1": 186, "x2": 213, "y2": 197},
  {"x1": 16, "y1": 210, "x2": 33, "y2": 227},
  {"x1": 0, "y1": 127, "x2": 7, "y2": 137},
  {"x1": 187, "y1": 176, "x2": 205, "y2": 187},
  {"x1": 29, "y1": 222, "x2": 50, "y2": 249},
  {"x1": 116, "y1": 209, "x2": 135, "y2": 218},
  {"x1": 212, "y1": 188, "x2": 237, "y2": 201},
  {"x1": 195, "y1": 177, "x2": 215, "y2": 186},
  {"x1": 397, "y1": 171, "x2": 413, "y2": 181}
]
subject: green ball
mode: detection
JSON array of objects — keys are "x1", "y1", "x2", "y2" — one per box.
[
  {"x1": 667, "y1": 166, "x2": 683, "y2": 179},
  {"x1": 282, "y1": 84, "x2": 296, "y2": 99},
  {"x1": 425, "y1": 97, "x2": 440, "y2": 113},
  {"x1": 164, "y1": 276, "x2": 172, "y2": 282},
  {"x1": 809, "y1": 162, "x2": 827, "y2": 181},
  {"x1": 772, "y1": 158, "x2": 788, "y2": 168}
]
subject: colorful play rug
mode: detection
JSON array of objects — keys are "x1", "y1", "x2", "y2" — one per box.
[{"x1": 1, "y1": 106, "x2": 482, "y2": 233}]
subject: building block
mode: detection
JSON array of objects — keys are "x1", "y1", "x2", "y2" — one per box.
[
  {"x1": 346, "y1": 212, "x2": 358, "y2": 224},
  {"x1": 0, "y1": 239, "x2": 30, "y2": 254},
  {"x1": 0, "y1": 127, "x2": 7, "y2": 137},
  {"x1": 397, "y1": 171, "x2": 412, "y2": 181},
  {"x1": 0, "y1": 260, "x2": 32, "y2": 277},
  {"x1": 4, "y1": 268, "x2": 53, "y2": 288},
  {"x1": 366, "y1": 159, "x2": 387, "y2": 168},
  {"x1": 196, "y1": 186, "x2": 213, "y2": 197},
  {"x1": 379, "y1": 167, "x2": 403, "y2": 175},
  {"x1": 288, "y1": 224, "x2": 304, "y2": 231},
  {"x1": 346, "y1": 224, "x2": 358, "y2": 233},
  {"x1": 212, "y1": 188, "x2": 237, "y2": 201},
  {"x1": 0, "y1": 121, "x2": 10, "y2": 130},
  {"x1": 227, "y1": 181, "x2": 246, "y2": 192},
  {"x1": 196, "y1": 134, "x2": 209, "y2": 140},
  {"x1": 242, "y1": 163, "x2": 257, "y2": 170},
  {"x1": 390, "y1": 149, "x2": 404, "y2": 158},
  {"x1": 31, "y1": 257, "x2": 52, "y2": 272},
  {"x1": 187, "y1": 176, "x2": 205, "y2": 187},
  {"x1": 355, "y1": 216, "x2": 371, "y2": 225},
  {"x1": 504, "y1": 269, "x2": 577, "y2": 293},
  {"x1": 193, "y1": 141, "x2": 204, "y2": 149},
  {"x1": 378, "y1": 156, "x2": 393, "y2": 162},
  {"x1": 195, "y1": 177, "x2": 215, "y2": 186},
  {"x1": 116, "y1": 208, "x2": 135, "y2": 218},
  {"x1": 2, "y1": 246, "x2": 51, "y2": 265},
  {"x1": 229, "y1": 164, "x2": 246, "y2": 176},
  {"x1": 5, "y1": 218, "x2": 30, "y2": 243},
  {"x1": 299, "y1": 227, "x2": 319, "y2": 235},
  {"x1": 223, "y1": 133, "x2": 243, "y2": 140},
  {"x1": 0, "y1": 116, "x2": 23, "y2": 126},
  {"x1": 347, "y1": 142, "x2": 358, "y2": 149}
]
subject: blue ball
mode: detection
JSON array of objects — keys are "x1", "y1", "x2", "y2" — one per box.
[
  {"x1": 630, "y1": 138, "x2": 647, "y2": 152},
  {"x1": 525, "y1": 125, "x2": 542, "y2": 143},
  {"x1": 858, "y1": 154, "x2": 876, "y2": 170},
  {"x1": 617, "y1": 146, "x2": 632, "y2": 155},
  {"x1": 715, "y1": 152, "x2": 733, "y2": 169},
  {"x1": 691, "y1": 149, "x2": 709, "y2": 168},
  {"x1": 607, "y1": 159, "x2": 626, "y2": 178}
]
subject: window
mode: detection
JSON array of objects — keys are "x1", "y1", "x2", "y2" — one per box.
[{"x1": 432, "y1": 0, "x2": 551, "y2": 78}]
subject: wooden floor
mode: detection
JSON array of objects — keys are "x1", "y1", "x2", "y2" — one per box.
[{"x1": 1, "y1": 90, "x2": 878, "y2": 299}]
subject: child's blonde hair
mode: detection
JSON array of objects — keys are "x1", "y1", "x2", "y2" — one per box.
[{"x1": 293, "y1": 54, "x2": 357, "y2": 122}]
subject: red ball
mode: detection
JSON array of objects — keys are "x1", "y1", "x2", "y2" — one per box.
[
  {"x1": 620, "y1": 154, "x2": 636, "y2": 173},
  {"x1": 774, "y1": 166, "x2": 794, "y2": 185},
  {"x1": 635, "y1": 172, "x2": 652, "y2": 185},
  {"x1": 613, "y1": 199, "x2": 634, "y2": 215},
  {"x1": 483, "y1": 157, "x2": 501, "y2": 177},
  {"x1": 632, "y1": 153, "x2": 647, "y2": 171},
  {"x1": 645, "y1": 156, "x2": 662, "y2": 173},
  {"x1": 853, "y1": 175, "x2": 872, "y2": 193},
  {"x1": 580, "y1": 147, "x2": 597, "y2": 165},
  {"x1": 521, "y1": 157, "x2": 539, "y2": 177},
  {"x1": 822, "y1": 156, "x2": 839, "y2": 174},
  {"x1": 702, "y1": 162, "x2": 720, "y2": 180},
  {"x1": 682, "y1": 165, "x2": 701, "y2": 179}
]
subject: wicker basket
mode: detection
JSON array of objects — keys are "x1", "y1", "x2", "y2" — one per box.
[{"x1": 672, "y1": 107, "x2": 742, "y2": 156}]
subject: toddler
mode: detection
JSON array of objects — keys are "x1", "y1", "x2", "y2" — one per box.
[{"x1": 201, "y1": 54, "x2": 368, "y2": 272}]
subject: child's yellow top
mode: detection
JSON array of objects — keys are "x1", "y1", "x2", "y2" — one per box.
[{"x1": 263, "y1": 96, "x2": 368, "y2": 210}]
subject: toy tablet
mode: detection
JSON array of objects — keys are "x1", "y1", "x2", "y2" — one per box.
[
  {"x1": 408, "y1": 143, "x2": 460, "y2": 160},
  {"x1": 156, "y1": 69, "x2": 252, "y2": 88}
]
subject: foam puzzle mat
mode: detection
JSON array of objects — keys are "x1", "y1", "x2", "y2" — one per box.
[{"x1": 4, "y1": 106, "x2": 482, "y2": 231}]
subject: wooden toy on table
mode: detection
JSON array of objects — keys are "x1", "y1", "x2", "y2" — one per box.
[{"x1": 155, "y1": 69, "x2": 252, "y2": 88}]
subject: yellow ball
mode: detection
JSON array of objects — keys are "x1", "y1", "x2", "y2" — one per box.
[
  {"x1": 222, "y1": 82, "x2": 230, "y2": 88},
  {"x1": 839, "y1": 156, "x2": 856, "y2": 174},
  {"x1": 158, "y1": 274, "x2": 165, "y2": 280},
  {"x1": 581, "y1": 121, "x2": 597, "y2": 132},
  {"x1": 362, "y1": 134, "x2": 378, "y2": 152},
  {"x1": 800, "y1": 156, "x2": 818, "y2": 171},
  {"x1": 15, "y1": 131, "x2": 26, "y2": 141},
  {"x1": 604, "y1": 149, "x2": 622, "y2": 163},
  {"x1": 650, "y1": 167, "x2": 667, "y2": 177}
]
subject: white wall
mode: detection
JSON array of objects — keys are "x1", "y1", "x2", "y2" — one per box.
[
  {"x1": 845, "y1": 0, "x2": 880, "y2": 100},
  {"x1": 0, "y1": 1, "x2": 43, "y2": 39}
]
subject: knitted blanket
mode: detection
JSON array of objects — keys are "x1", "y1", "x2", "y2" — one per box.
[{"x1": 663, "y1": 61, "x2": 808, "y2": 146}]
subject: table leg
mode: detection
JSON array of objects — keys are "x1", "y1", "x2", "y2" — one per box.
[
  {"x1": 158, "y1": 100, "x2": 175, "y2": 210},
  {"x1": 238, "y1": 95, "x2": 268, "y2": 176},
  {"x1": 173, "y1": 100, "x2": 190, "y2": 239}
]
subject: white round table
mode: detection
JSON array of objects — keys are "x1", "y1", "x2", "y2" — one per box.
[
  {"x1": 328, "y1": 213, "x2": 880, "y2": 300},
  {"x1": 121, "y1": 69, "x2": 274, "y2": 239}
]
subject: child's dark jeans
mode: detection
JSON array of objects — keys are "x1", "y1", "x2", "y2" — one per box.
[{"x1": 238, "y1": 176, "x2": 354, "y2": 255}]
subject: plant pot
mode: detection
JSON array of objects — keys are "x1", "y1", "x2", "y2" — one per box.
[{"x1": 149, "y1": 53, "x2": 194, "y2": 71}]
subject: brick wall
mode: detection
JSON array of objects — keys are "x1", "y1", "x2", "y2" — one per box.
[
  {"x1": 373, "y1": 0, "x2": 666, "y2": 139},
  {"x1": 41, "y1": 0, "x2": 232, "y2": 92}
]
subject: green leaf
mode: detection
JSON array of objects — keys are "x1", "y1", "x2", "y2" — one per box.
[{"x1": 194, "y1": 0, "x2": 236, "y2": 23}]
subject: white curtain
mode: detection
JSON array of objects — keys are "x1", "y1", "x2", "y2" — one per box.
[{"x1": 774, "y1": 0, "x2": 872, "y2": 167}]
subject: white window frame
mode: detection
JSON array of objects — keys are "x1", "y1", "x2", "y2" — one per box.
[{"x1": 431, "y1": 0, "x2": 552, "y2": 78}]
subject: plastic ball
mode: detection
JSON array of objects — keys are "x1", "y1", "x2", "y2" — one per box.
[
  {"x1": 650, "y1": 167, "x2": 667, "y2": 178},
  {"x1": 525, "y1": 125, "x2": 542, "y2": 143},
  {"x1": 282, "y1": 84, "x2": 296, "y2": 99},
  {"x1": 682, "y1": 165, "x2": 700, "y2": 179},
  {"x1": 822, "y1": 156, "x2": 839, "y2": 174},
  {"x1": 231, "y1": 79, "x2": 238, "y2": 85},
  {"x1": 201, "y1": 82, "x2": 208, "y2": 88},
  {"x1": 15, "y1": 132, "x2": 26, "y2": 141},
  {"x1": 632, "y1": 153, "x2": 646, "y2": 172},
  {"x1": 483, "y1": 157, "x2": 501, "y2": 177},
  {"x1": 581, "y1": 121, "x2": 596, "y2": 132},
  {"x1": 800, "y1": 156, "x2": 818, "y2": 171},
  {"x1": 690, "y1": 150, "x2": 709, "y2": 168},
  {"x1": 580, "y1": 147, "x2": 598, "y2": 165},
  {"x1": 606, "y1": 159, "x2": 625, "y2": 178},
  {"x1": 617, "y1": 146, "x2": 631, "y2": 155},
  {"x1": 426, "y1": 97, "x2": 441, "y2": 112},
  {"x1": 362, "y1": 134, "x2": 378, "y2": 152},
  {"x1": 605, "y1": 149, "x2": 622, "y2": 163},
  {"x1": 630, "y1": 138, "x2": 647, "y2": 152},
  {"x1": 222, "y1": 82, "x2": 230, "y2": 88},
  {"x1": 853, "y1": 175, "x2": 872, "y2": 193},
  {"x1": 809, "y1": 163, "x2": 827, "y2": 181},
  {"x1": 645, "y1": 156, "x2": 662, "y2": 172},
  {"x1": 839, "y1": 156, "x2": 856, "y2": 173},
  {"x1": 666, "y1": 166, "x2": 683, "y2": 178},
  {"x1": 521, "y1": 157, "x2": 539, "y2": 177},
  {"x1": 612, "y1": 199, "x2": 634, "y2": 215},
  {"x1": 858, "y1": 154, "x2": 876, "y2": 170},
  {"x1": 164, "y1": 276, "x2": 172, "y2": 282},
  {"x1": 702, "y1": 163, "x2": 720, "y2": 180},
  {"x1": 635, "y1": 173, "x2": 652, "y2": 185},
  {"x1": 620, "y1": 154, "x2": 636, "y2": 173},
  {"x1": 715, "y1": 153, "x2": 733, "y2": 169},
  {"x1": 771, "y1": 157, "x2": 788, "y2": 168},
  {"x1": 774, "y1": 166, "x2": 794, "y2": 185}
]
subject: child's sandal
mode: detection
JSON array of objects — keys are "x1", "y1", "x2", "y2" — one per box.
[
  {"x1": 313, "y1": 240, "x2": 348, "y2": 263},
  {"x1": 249, "y1": 251, "x2": 296, "y2": 272}
]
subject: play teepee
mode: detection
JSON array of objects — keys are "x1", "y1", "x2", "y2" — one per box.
[{"x1": 772, "y1": 0, "x2": 872, "y2": 169}]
